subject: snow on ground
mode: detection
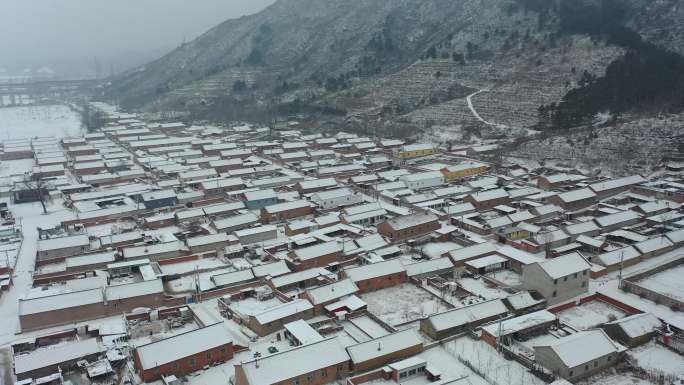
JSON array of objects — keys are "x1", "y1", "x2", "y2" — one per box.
[
  {"x1": 556, "y1": 300, "x2": 627, "y2": 330},
  {"x1": 0, "y1": 198, "x2": 75, "y2": 345},
  {"x1": 444, "y1": 336, "x2": 546, "y2": 385},
  {"x1": 422, "y1": 282, "x2": 487, "y2": 308},
  {"x1": 349, "y1": 314, "x2": 390, "y2": 338},
  {"x1": 485, "y1": 269, "x2": 521, "y2": 287},
  {"x1": 0, "y1": 241, "x2": 21, "y2": 269},
  {"x1": 458, "y1": 277, "x2": 510, "y2": 300},
  {"x1": 421, "y1": 241, "x2": 461, "y2": 259},
  {"x1": 597, "y1": 279, "x2": 684, "y2": 329},
  {"x1": 361, "y1": 283, "x2": 447, "y2": 326},
  {"x1": 0, "y1": 158, "x2": 34, "y2": 180},
  {"x1": 628, "y1": 341, "x2": 684, "y2": 378},
  {"x1": 577, "y1": 370, "x2": 656, "y2": 385},
  {"x1": 635, "y1": 264, "x2": 684, "y2": 302},
  {"x1": 364, "y1": 345, "x2": 492, "y2": 385},
  {"x1": 0, "y1": 104, "x2": 84, "y2": 139}
]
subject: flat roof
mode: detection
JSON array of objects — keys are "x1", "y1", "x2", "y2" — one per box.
[
  {"x1": 14, "y1": 339, "x2": 104, "y2": 375},
  {"x1": 239, "y1": 338, "x2": 349, "y2": 385},
  {"x1": 346, "y1": 329, "x2": 421, "y2": 364},
  {"x1": 37, "y1": 234, "x2": 90, "y2": 252}
]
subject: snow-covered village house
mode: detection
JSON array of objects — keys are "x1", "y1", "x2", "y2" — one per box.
[
  {"x1": 534, "y1": 330, "x2": 625, "y2": 382},
  {"x1": 340, "y1": 259, "x2": 407, "y2": 293},
  {"x1": 376, "y1": 212, "x2": 440, "y2": 241},
  {"x1": 311, "y1": 187, "x2": 363, "y2": 210},
  {"x1": 521, "y1": 252, "x2": 591, "y2": 305},
  {"x1": 233, "y1": 338, "x2": 351, "y2": 385},
  {"x1": 134, "y1": 323, "x2": 234, "y2": 382}
]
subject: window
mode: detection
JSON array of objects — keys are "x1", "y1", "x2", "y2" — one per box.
[
  {"x1": 321, "y1": 370, "x2": 327, "y2": 377},
  {"x1": 554, "y1": 279, "x2": 558, "y2": 284},
  {"x1": 608, "y1": 356, "x2": 612, "y2": 361},
  {"x1": 582, "y1": 281, "x2": 587, "y2": 287},
  {"x1": 569, "y1": 371, "x2": 573, "y2": 377},
  {"x1": 337, "y1": 364, "x2": 344, "y2": 373},
  {"x1": 573, "y1": 273, "x2": 578, "y2": 278},
  {"x1": 173, "y1": 363, "x2": 180, "y2": 370},
  {"x1": 409, "y1": 369, "x2": 417, "y2": 375},
  {"x1": 593, "y1": 361, "x2": 598, "y2": 367},
  {"x1": 583, "y1": 270, "x2": 587, "y2": 276},
  {"x1": 189, "y1": 358, "x2": 196, "y2": 366},
  {"x1": 293, "y1": 380, "x2": 300, "y2": 385},
  {"x1": 563, "y1": 276, "x2": 568, "y2": 282},
  {"x1": 585, "y1": 364, "x2": 589, "y2": 371},
  {"x1": 400, "y1": 372, "x2": 408, "y2": 379},
  {"x1": 206, "y1": 352, "x2": 212, "y2": 360},
  {"x1": 552, "y1": 290, "x2": 557, "y2": 297},
  {"x1": 220, "y1": 347, "x2": 227, "y2": 354},
  {"x1": 306, "y1": 374, "x2": 313, "y2": 382}
]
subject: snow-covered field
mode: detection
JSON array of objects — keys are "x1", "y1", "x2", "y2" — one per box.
[
  {"x1": 556, "y1": 300, "x2": 627, "y2": 330},
  {"x1": 458, "y1": 277, "x2": 510, "y2": 300},
  {"x1": 349, "y1": 315, "x2": 390, "y2": 338},
  {"x1": 445, "y1": 336, "x2": 547, "y2": 385},
  {"x1": 628, "y1": 341, "x2": 684, "y2": 378},
  {"x1": 0, "y1": 159, "x2": 34, "y2": 180},
  {"x1": 361, "y1": 283, "x2": 447, "y2": 326},
  {"x1": 636, "y1": 264, "x2": 684, "y2": 302},
  {"x1": 486, "y1": 269, "x2": 522, "y2": 287},
  {"x1": 577, "y1": 371, "x2": 656, "y2": 385},
  {"x1": 0, "y1": 104, "x2": 83, "y2": 139}
]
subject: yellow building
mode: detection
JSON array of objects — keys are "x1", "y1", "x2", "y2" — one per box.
[
  {"x1": 393, "y1": 143, "x2": 439, "y2": 160},
  {"x1": 440, "y1": 161, "x2": 489, "y2": 182},
  {"x1": 496, "y1": 226, "x2": 530, "y2": 242}
]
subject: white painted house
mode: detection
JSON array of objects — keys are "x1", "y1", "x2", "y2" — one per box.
[
  {"x1": 399, "y1": 171, "x2": 444, "y2": 190},
  {"x1": 311, "y1": 187, "x2": 363, "y2": 210}
]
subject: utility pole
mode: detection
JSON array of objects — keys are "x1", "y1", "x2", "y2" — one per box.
[
  {"x1": 194, "y1": 265, "x2": 201, "y2": 303},
  {"x1": 253, "y1": 352, "x2": 262, "y2": 368},
  {"x1": 618, "y1": 250, "x2": 625, "y2": 288}
]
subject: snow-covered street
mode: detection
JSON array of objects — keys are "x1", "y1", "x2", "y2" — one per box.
[{"x1": 0, "y1": 199, "x2": 75, "y2": 345}]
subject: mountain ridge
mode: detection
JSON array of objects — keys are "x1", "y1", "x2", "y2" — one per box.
[{"x1": 106, "y1": 0, "x2": 684, "y2": 140}]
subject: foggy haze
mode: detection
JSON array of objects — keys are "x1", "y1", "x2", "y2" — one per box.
[{"x1": 0, "y1": 0, "x2": 276, "y2": 79}]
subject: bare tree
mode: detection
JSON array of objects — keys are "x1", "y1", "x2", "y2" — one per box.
[{"x1": 14, "y1": 173, "x2": 51, "y2": 214}]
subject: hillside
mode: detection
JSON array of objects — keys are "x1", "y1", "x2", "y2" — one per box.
[{"x1": 107, "y1": 0, "x2": 684, "y2": 143}]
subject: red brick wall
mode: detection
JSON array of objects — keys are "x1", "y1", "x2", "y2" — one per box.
[
  {"x1": 464, "y1": 196, "x2": 512, "y2": 210},
  {"x1": 145, "y1": 218, "x2": 176, "y2": 229},
  {"x1": 355, "y1": 272, "x2": 407, "y2": 293},
  {"x1": 261, "y1": 206, "x2": 312, "y2": 223},
  {"x1": 377, "y1": 220, "x2": 439, "y2": 241},
  {"x1": 290, "y1": 251, "x2": 341, "y2": 271},
  {"x1": 347, "y1": 370, "x2": 388, "y2": 385},
  {"x1": 137, "y1": 342, "x2": 234, "y2": 382},
  {"x1": 548, "y1": 294, "x2": 641, "y2": 316},
  {"x1": 73, "y1": 166, "x2": 106, "y2": 176},
  {"x1": 285, "y1": 224, "x2": 310, "y2": 236}
]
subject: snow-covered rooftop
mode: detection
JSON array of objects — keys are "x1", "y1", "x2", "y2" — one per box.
[
  {"x1": 346, "y1": 329, "x2": 421, "y2": 364},
  {"x1": 535, "y1": 252, "x2": 591, "y2": 279},
  {"x1": 535, "y1": 329, "x2": 624, "y2": 368},
  {"x1": 135, "y1": 323, "x2": 232, "y2": 370}
]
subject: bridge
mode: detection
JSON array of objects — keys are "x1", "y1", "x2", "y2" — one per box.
[{"x1": 0, "y1": 79, "x2": 100, "y2": 107}]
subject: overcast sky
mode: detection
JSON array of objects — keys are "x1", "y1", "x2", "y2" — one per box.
[{"x1": 0, "y1": 0, "x2": 276, "y2": 77}]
